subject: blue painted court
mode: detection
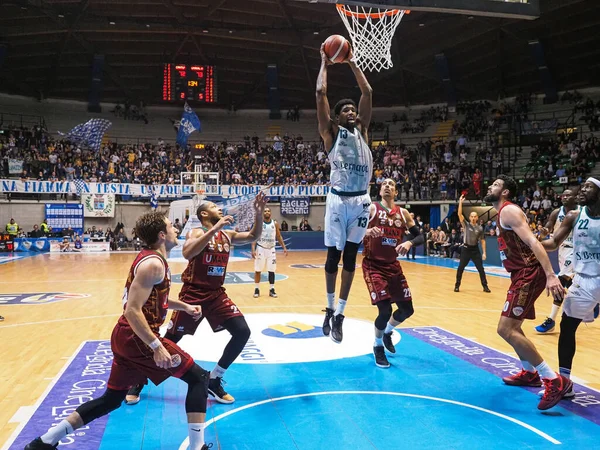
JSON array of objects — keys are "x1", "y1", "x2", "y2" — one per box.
[{"x1": 6, "y1": 315, "x2": 600, "y2": 450}]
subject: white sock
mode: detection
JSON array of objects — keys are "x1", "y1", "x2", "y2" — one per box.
[
  {"x1": 255, "y1": 283, "x2": 260, "y2": 290},
  {"x1": 374, "y1": 337, "x2": 383, "y2": 347},
  {"x1": 549, "y1": 304, "x2": 561, "y2": 321},
  {"x1": 188, "y1": 423, "x2": 205, "y2": 450},
  {"x1": 270, "y1": 284, "x2": 275, "y2": 290},
  {"x1": 535, "y1": 361, "x2": 557, "y2": 380},
  {"x1": 210, "y1": 364, "x2": 226, "y2": 380},
  {"x1": 327, "y1": 292, "x2": 335, "y2": 310},
  {"x1": 384, "y1": 323, "x2": 395, "y2": 334},
  {"x1": 559, "y1": 367, "x2": 571, "y2": 379},
  {"x1": 521, "y1": 360, "x2": 536, "y2": 373},
  {"x1": 41, "y1": 420, "x2": 73, "y2": 446},
  {"x1": 335, "y1": 299, "x2": 347, "y2": 316}
]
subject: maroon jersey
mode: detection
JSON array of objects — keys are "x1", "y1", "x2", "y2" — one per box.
[
  {"x1": 497, "y1": 201, "x2": 540, "y2": 273},
  {"x1": 181, "y1": 227, "x2": 231, "y2": 291},
  {"x1": 363, "y1": 202, "x2": 407, "y2": 264},
  {"x1": 117, "y1": 248, "x2": 171, "y2": 335}
]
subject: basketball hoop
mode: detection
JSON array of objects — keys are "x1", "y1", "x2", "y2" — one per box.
[
  {"x1": 336, "y1": 4, "x2": 409, "y2": 72},
  {"x1": 191, "y1": 182, "x2": 207, "y2": 215}
]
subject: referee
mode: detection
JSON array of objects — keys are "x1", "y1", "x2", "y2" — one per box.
[{"x1": 454, "y1": 194, "x2": 491, "y2": 293}]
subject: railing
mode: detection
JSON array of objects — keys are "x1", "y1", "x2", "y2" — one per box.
[{"x1": 0, "y1": 112, "x2": 46, "y2": 130}]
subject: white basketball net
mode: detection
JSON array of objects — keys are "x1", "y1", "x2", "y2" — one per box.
[
  {"x1": 191, "y1": 182, "x2": 207, "y2": 215},
  {"x1": 336, "y1": 5, "x2": 408, "y2": 72}
]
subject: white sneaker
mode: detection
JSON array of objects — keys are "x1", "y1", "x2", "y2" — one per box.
[{"x1": 538, "y1": 386, "x2": 575, "y2": 398}]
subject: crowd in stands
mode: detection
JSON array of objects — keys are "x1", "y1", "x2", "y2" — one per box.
[{"x1": 111, "y1": 100, "x2": 149, "y2": 124}]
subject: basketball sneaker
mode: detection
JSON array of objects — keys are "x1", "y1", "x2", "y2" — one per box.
[
  {"x1": 502, "y1": 370, "x2": 542, "y2": 387},
  {"x1": 538, "y1": 386, "x2": 575, "y2": 399},
  {"x1": 322, "y1": 308, "x2": 334, "y2": 336},
  {"x1": 538, "y1": 375, "x2": 573, "y2": 410},
  {"x1": 208, "y1": 377, "x2": 235, "y2": 404},
  {"x1": 330, "y1": 314, "x2": 345, "y2": 343},
  {"x1": 483, "y1": 286, "x2": 491, "y2": 293},
  {"x1": 125, "y1": 383, "x2": 144, "y2": 405},
  {"x1": 454, "y1": 286, "x2": 460, "y2": 292},
  {"x1": 594, "y1": 303, "x2": 599, "y2": 319},
  {"x1": 0, "y1": 315, "x2": 4, "y2": 321},
  {"x1": 383, "y1": 332, "x2": 396, "y2": 354},
  {"x1": 373, "y1": 346, "x2": 390, "y2": 368},
  {"x1": 269, "y1": 288, "x2": 278, "y2": 298},
  {"x1": 253, "y1": 288, "x2": 260, "y2": 298},
  {"x1": 535, "y1": 317, "x2": 556, "y2": 334},
  {"x1": 24, "y1": 438, "x2": 57, "y2": 449},
  {"x1": 201, "y1": 444, "x2": 213, "y2": 450}
]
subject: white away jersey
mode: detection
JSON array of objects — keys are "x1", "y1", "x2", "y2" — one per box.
[
  {"x1": 257, "y1": 220, "x2": 277, "y2": 249},
  {"x1": 328, "y1": 125, "x2": 373, "y2": 194},
  {"x1": 555, "y1": 206, "x2": 579, "y2": 248},
  {"x1": 573, "y1": 206, "x2": 600, "y2": 277}
]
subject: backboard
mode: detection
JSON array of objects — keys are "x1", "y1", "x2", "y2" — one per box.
[{"x1": 299, "y1": 0, "x2": 540, "y2": 20}]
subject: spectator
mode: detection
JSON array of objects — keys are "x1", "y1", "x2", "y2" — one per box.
[
  {"x1": 299, "y1": 218, "x2": 312, "y2": 231},
  {"x1": 280, "y1": 220, "x2": 288, "y2": 231},
  {"x1": 5, "y1": 218, "x2": 18, "y2": 237},
  {"x1": 29, "y1": 224, "x2": 44, "y2": 238}
]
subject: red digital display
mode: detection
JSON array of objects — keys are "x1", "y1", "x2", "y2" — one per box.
[{"x1": 162, "y1": 64, "x2": 217, "y2": 103}]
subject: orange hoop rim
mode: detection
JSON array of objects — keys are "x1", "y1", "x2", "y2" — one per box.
[{"x1": 336, "y1": 4, "x2": 410, "y2": 19}]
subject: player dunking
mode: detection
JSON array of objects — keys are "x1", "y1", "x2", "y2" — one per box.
[
  {"x1": 535, "y1": 188, "x2": 580, "y2": 333},
  {"x1": 25, "y1": 212, "x2": 212, "y2": 450},
  {"x1": 484, "y1": 175, "x2": 572, "y2": 410},
  {"x1": 317, "y1": 42, "x2": 373, "y2": 343},
  {"x1": 540, "y1": 178, "x2": 600, "y2": 397},
  {"x1": 362, "y1": 179, "x2": 424, "y2": 368},
  {"x1": 251, "y1": 207, "x2": 288, "y2": 298},
  {"x1": 126, "y1": 193, "x2": 268, "y2": 406}
]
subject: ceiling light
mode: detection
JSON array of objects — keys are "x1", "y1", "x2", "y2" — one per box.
[
  {"x1": 229, "y1": 30, "x2": 233, "y2": 34},
  {"x1": 202, "y1": 29, "x2": 209, "y2": 33},
  {"x1": 109, "y1": 21, "x2": 116, "y2": 25},
  {"x1": 260, "y1": 31, "x2": 267, "y2": 35},
  {"x1": 58, "y1": 14, "x2": 65, "y2": 18},
  {"x1": 468, "y1": 16, "x2": 474, "y2": 19},
  {"x1": 419, "y1": 23, "x2": 425, "y2": 27},
  {"x1": 313, "y1": 30, "x2": 319, "y2": 35},
  {"x1": 146, "y1": 24, "x2": 150, "y2": 28}
]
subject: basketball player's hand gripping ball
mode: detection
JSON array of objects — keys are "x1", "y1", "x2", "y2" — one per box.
[{"x1": 322, "y1": 35, "x2": 352, "y2": 64}]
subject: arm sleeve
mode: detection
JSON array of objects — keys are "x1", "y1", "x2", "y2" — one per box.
[{"x1": 407, "y1": 225, "x2": 425, "y2": 246}]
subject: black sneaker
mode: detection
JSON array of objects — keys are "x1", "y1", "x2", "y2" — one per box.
[
  {"x1": 0, "y1": 315, "x2": 4, "y2": 321},
  {"x1": 483, "y1": 286, "x2": 491, "y2": 293},
  {"x1": 454, "y1": 286, "x2": 460, "y2": 292},
  {"x1": 383, "y1": 332, "x2": 396, "y2": 353},
  {"x1": 25, "y1": 438, "x2": 57, "y2": 449},
  {"x1": 125, "y1": 383, "x2": 144, "y2": 405},
  {"x1": 322, "y1": 308, "x2": 334, "y2": 336},
  {"x1": 330, "y1": 314, "x2": 345, "y2": 343},
  {"x1": 201, "y1": 444, "x2": 213, "y2": 450},
  {"x1": 253, "y1": 288, "x2": 260, "y2": 298},
  {"x1": 269, "y1": 288, "x2": 278, "y2": 298},
  {"x1": 208, "y1": 377, "x2": 235, "y2": 404},
  {"x1": 373, "y1": 346, "x2": 390, "y2": 368}
]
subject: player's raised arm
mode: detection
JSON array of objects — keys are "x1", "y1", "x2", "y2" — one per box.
[
  {"x1": 182, "y1": 217, "x2": 233, "y2": 260},
  {"x1": 227, "y1": 192, "x2": 268, "y2": 244},
  {"x1": 316, "y1": 44, "x2": 335, "y2": 146},
  {"x1": 346, "y1": 46, "x2": 373, "y2": 139},
  {"x1": 542, "y1": 210, "x2": 579, "y2": 252}
]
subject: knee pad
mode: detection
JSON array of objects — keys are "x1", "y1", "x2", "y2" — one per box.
[
  {"x1": 375, "y1": 302, "x2": 393, "y2": 330},
  {"x1": 342, "y1": 242, "x2": 360, "y2": 272},
  {"x1": 325, "y1": 247, "x2": 342, "y2": 274},
  {"x1": 181, "y1": 364, "x2": 209, "y2": 413},
  {"x1": 393, "y1": 301, "x2": 414, "y2": 323}
]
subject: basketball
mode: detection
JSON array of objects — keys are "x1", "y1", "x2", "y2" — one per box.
[{"x1": 323, "y1": 34, "x2": 351, "y2": 64}]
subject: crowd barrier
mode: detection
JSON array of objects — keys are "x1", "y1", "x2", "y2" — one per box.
[{"x1": 13, "y1": 237, "x2": 110, "y2": 253}]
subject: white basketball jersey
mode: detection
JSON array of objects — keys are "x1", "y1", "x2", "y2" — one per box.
[
  {"x1": 328, "y1": 125, "x2": 373, "y2": 194},
  {"x1": 555, "y1": 206, "x2": 579, "y2": 248},
  {"x1": 257, "y1": 220, "x2": 277, "y2": 249},
  {"x1": 573, "y1": 206, "x2": 600, "y2": 277}
]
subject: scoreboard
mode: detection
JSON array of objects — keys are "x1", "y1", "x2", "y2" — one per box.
[
  {"x1": 0, "y1": 234, "x2": 14, "y2": 253},
  {"x1": 162, "y1": 64, "x2": 217, "y2": 103}
]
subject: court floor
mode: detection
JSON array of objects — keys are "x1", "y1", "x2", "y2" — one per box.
[{"x1": 1, "y1": 250, "x2": 599, "y2": 449}]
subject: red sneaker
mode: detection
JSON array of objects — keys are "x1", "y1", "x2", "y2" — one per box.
[
  {"x1": 502, "y1": 370, "x2": 542, "y2": 387},
  {"x1": 538, "y1": 374, "x2": 574, "y2": 410}
]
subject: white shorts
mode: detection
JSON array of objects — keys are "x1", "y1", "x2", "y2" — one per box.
[
  {"x1": 558, "y1": 245, "x2": 575, "y2": 278},
  {"x1": 254, "y1": 245, "x2": 276, "y2": 272},
  {"x1": 563, "y1": 274, "x2": 600, "y2": 322},
  {"x1": 324, "y1": 192, "x2": 371, "y2": 251}
]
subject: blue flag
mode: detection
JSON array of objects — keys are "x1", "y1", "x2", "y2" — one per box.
[
  {"x1": 58, "y1": 119, "x2": 111, "y2": 152},
  {"x1": 176, "y1": 103, "x2": 201, "y2": 147},
  {"x1": 150, "y1": 187, "x2": 158, "y2": 210}
]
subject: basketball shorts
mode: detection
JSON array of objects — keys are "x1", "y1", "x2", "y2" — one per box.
[
  {"x1": 362, "y1": 258, "x2": 412, "y2": 305},
  {"x1": 501, "y1": 264, "x2": 546, "y2": 320},
  {"x1": 563, "y1": 274, "x2": 600, "y2": 322},
  {"x1": 171, "y1": 286, "x2": 244, "y2": 334},
  {"x1": 324, "y1": 192, "x2": 371, "y2": 250},
  {"x1": 558, "y1": 245, "x2": 575, "y2": 278},
  {"x1": 254, "y1": 245, "x2": 276, "y2": 272},
  {"x1": 107, "y1": 323, "x2": 194, "y2": 391}
]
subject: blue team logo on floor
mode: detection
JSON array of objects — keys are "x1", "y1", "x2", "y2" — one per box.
[
  {"x1": 172, "y1": 272, "x2": 287, "y2": 284},
  {"x1": 261, "y1": 321, "x2": 323, "y2": 339}
]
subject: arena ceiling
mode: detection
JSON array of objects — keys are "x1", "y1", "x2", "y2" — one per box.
[{"x1": 0, "y1": 0, "x2": 598, "y2": 109}]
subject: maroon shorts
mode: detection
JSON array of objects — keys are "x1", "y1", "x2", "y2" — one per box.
[
  {"x1": 170, "y1": 285, "x2": 244, "y2": 334},
  {"x1": 501, "y1": 264, "x2": 546, "y2": 320},
  {"x1": 362, "y1": 258, "x2": 412, "y2": 305},
  {"x1": 107, "y1": 323, "x2": 194, "y2": 391}
]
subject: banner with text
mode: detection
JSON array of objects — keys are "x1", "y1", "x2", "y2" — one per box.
[
  {"x1": 280, "y1": 197, "x2": 310, "y2": 216},
  {"x1": 0, "y1": 180, "x2": 331, "y2": 198},
  {"x1": 8, "y1": 159, "x2": 23, "y2": 175}
]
